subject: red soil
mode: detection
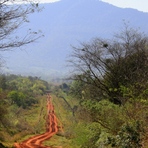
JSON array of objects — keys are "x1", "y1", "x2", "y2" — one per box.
[{"x1": 14, "y1": 94, "x2": 60, "y2": 148}]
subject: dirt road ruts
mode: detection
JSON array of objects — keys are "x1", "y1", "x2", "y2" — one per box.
[{"x1": 14, "y1": 94, "x2": 60, "y2": 148}]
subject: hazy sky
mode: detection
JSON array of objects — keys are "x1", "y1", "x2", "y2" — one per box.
[
  {"x1": 101, "y1": 0, "x2": 148, "y2": 12},
  {"x1": 37, "y1": 0, "x2": 60, "y2": 3},
  {"x1": 38, "y1": 0, "x2": 148, "y2": 13}
]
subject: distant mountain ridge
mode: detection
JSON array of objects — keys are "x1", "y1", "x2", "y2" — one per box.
[{"x1": 2, "y1": 0, "x2": 148, "y2": 80}]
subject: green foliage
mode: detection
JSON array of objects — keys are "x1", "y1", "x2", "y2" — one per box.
[
  {"x1": 8, "y1": 91, "x2": 26, "y2": 107},
  {"x1": 0, "y1": 74, "x2": 50, "y2": 146},
  {"x1": 81, "y1": 100, "x2": 124, "y2": 133},
  {"x1": 70, "y1": 79, "x2": 102, "y2": 102},
  {"x1": 7, "y1": 75, "x2": 48, "y2": 95},
  {"x1": 0, "y1": 89, "x2": 9, "y2": 128},
  {"x1": 7, "y1": 90, "x2": 38, "y2": 109},
  {"x1": 0, "y1": 100, "x2": 8, "y2": 125},
  {"x1": 70, "y1": 80, "x2": 85, "y2": 99},
  {"x1": 0, "y1": 75, "x2": 7, "y2": 90},
  {"x1": 68, "y1": 26, "x2": 148, "y2": 147},
  {"x1": 31, "y1": 80, "x2": 47, "y2": 95},
  {"x1": 0, "y1": 95, "x2": 46, "y2": 146},
  {"x1": 75, "y1": 98, "x2": 148, "y2": 147},
  {"x1": 117, "y1": 122, "x2": 142, "y2": 148},
  {"x1": 81, "y1": 123, "x2": 101, "y2": 148},
  {"x1": 107, "y1": 121, "x2": 142, "y2": 148}
]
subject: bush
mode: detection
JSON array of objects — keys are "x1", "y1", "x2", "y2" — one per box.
[
  {"x1": 81, "y1": 122, "x2": 101, "y2": 148},
  {"x1": 107, "y1": 121, "x2": 142, "y2": 148},
  {"x1": 7, "y1": 91, "x2": 37, "y2": 108}
]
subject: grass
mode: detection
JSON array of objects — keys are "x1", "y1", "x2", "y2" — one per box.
[
  {"x1": 43, "y1": 135, "x2": 73, "y2": 148},
  {"x1": 1, "y1": 94, "x2": 96, "y2": 148},
  {"x1": 1, "y1": 96, "x2": 47, "y2": 147}
]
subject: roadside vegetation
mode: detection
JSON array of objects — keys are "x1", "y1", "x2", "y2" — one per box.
[
  {"x1": 0, "y1": 75, "x2": 49, "y2": 147},
  {"x1": 66, "y1": 25, "x2": 148, "y2": 148}
]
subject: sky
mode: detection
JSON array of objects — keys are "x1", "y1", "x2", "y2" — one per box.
[
  {"x1": 37, "y1": 0, "x2": 148, "y2": 13},
  {"x1": 100, "y1": 0, "x2": 148, "y2": 12},
  {"x1": 39, "y1": 0, "x2": 60, "y2": 2}
]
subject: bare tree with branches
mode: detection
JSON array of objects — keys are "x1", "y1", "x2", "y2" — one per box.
[
  {"x1": 68, "y1": 25, "x2": 148, "y2": 104},
  {"x1": 0, "y1": 0, "x2": 42, "y2": 51}
]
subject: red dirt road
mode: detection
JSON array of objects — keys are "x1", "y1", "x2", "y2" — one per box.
[{"x1": 14, "y1": 94, "x2": 60, "y2": 148}]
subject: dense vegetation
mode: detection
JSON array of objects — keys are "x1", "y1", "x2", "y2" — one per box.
[
  {"x1": 0, "y1": 74, "x2": 49, "y2": 147},
  {"x1": 30, "y1": 25, "x2": 148, "y2": 148},
  {"x1": 67, "y1": 26, "x2": 148, "y2": 147}
]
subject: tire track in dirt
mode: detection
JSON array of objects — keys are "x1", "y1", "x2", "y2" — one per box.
[{"x1": 14, "y1": 94, "x2": 61, "y2": 148}]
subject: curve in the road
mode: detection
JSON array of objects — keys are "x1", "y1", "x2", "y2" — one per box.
[{"x1": 14, "y1": 94, "x2": 60, "y2": 148}]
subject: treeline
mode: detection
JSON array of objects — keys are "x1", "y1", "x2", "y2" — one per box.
[{"x1": 0, "y1": 74, "x2": 49, "y2": 108}]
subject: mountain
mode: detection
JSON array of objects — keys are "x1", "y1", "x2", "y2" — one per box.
[{"x1": 2, "y1": 0, "x2": 148, "y2": 80}]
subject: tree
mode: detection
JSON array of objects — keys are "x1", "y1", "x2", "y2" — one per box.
[
  {"x1": 69, "y1": 25, "x2": 148, "y2": 104},
  {"x1": 7, "y1": 90, "x2": 26, "y2": 107},
  {"x1": 0, "y1": 0, "x2": 42, "y2": 59},
  {"x1": 0, "y1": 74, "x2": 7, "y2": 89},
  {"x1": 0, "y1": 92, "x2": 8, "y2": 126}
]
